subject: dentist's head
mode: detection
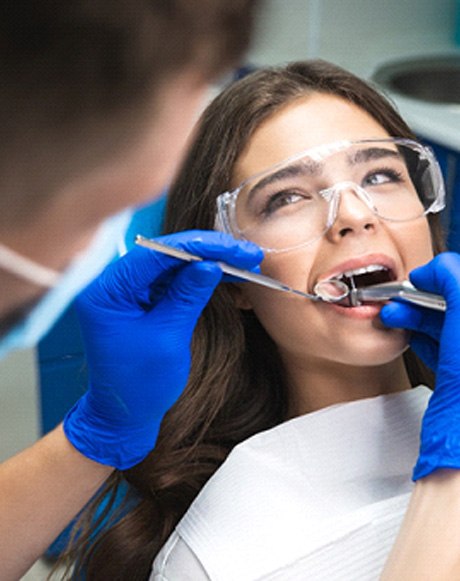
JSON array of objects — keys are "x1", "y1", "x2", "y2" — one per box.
[{"x1": 0, "y1": 0, "x2": 260, "y2": 354}]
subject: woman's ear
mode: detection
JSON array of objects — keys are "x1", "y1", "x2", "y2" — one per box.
[{"x1": 229, "y1": 283, "x2": 254, "y2": 310}]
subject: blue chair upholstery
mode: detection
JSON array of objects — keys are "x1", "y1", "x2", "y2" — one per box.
[{"x1": 422, "y1": 139, "x2": 460, "y2": 252}]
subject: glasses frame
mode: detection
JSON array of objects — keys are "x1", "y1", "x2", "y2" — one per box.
[{"x1": 214, "y1": 137, "x2": 446, "y2": 254}]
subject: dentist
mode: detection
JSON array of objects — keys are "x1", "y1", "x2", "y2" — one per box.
[{"x1": 0, "y1": 2, "x2": 262, "y2": 579}]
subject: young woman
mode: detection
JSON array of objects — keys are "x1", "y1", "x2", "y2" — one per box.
[{"x1": 62, "y1": 60, "x2": 460, "y2": 580}]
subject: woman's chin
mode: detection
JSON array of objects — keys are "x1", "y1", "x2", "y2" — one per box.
[{"x1": 340, "y1": 328, "x2": 410, "y2": 368}]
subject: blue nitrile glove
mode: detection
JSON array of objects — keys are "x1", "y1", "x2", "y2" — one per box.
[
  {"x1": 380, "y1": 252, "x2": 460, "y2": 480},
  {"x1": 63, "y1": 230, "x2": 263, "y2": 470}
]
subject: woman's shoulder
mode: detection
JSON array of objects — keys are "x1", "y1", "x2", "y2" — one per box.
[{"x1": 150, "y1": 530, "x2": 210, "y2": 581}]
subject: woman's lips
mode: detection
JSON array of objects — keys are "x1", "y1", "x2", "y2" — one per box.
[
  {"x1": 309, "y1": 253, "x2": 400, "y2": 316},
  {"x1": 321, "y1": 298, "x2": 385, "y2": 319}
]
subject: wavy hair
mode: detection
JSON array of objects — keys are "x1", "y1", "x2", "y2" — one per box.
[{"x1": 60, "y1": 60, "x2": 444, "y2": 580}]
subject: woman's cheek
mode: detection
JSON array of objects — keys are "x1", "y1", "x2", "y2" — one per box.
[{"x1": 390, "y1": 219, "x2": 433, "y2": 274}]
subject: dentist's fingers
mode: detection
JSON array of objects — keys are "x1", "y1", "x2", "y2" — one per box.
[
  {"x1": 380, "y1": 300, "x2": 444, "y2": 371},
  {"x1": 150, "y1": 261, "x2": 223, "y2": 328},
  {"x1": 79, "y1": 230, "x2": 264, "y2": 311},
  {"x1": 157, "y1": 231, "x2": 264, "y2": 270},
  {"x1": 380, "y1": 300, "x2": 444, "y2": 343},
  {"x1": 410, "y1": 253, "x2": 460, "y2": 308}
]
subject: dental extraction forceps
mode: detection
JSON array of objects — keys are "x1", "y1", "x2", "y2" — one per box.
[
  {"x1": 348, "y1": 280, "x2": 446, "y2": 311},
  {"x1": 135, "y1": 235, "x2": 446, "y2": 311}
]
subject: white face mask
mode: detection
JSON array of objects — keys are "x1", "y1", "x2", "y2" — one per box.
[{"x1": 0, "y1": 209, "x2": 132, "y2": 360}]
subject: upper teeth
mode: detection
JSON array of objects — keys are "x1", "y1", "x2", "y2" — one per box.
[{"x1": 339, "y1": 264, "x2": 388, "y2": 279}]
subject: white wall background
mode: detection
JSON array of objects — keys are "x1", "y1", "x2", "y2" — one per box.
[{"x1": 248, "y1": 0, "x2": 457, "y2": 78}]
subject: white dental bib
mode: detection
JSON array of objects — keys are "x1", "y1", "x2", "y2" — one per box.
[{"x1": 151, "y1": 386, "x2": 431, "y2": 581}]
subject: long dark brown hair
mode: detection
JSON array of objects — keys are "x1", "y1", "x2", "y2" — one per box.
[{"x1": 60, "y1": 60, "x2": 444, "y2": 580}]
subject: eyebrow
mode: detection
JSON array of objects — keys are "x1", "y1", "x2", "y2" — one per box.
[
  {"x1": 348, "y1": 147, "x2": 401, "y2": 164},
  {"x1": 244, "y1": 146, "x2": 402, "y2": 201},
  {"x1": 246, "y1": 159, "x2": 322, "y2": 200}
]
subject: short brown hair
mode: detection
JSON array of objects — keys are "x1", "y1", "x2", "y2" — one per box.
[{"x1": 0, "y1": 0, "x2": 261, "y2": 224}]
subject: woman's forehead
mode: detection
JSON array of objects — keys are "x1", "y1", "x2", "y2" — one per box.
[{"x1": 232, "y1": 94, "x2": 390, "y2": 186}]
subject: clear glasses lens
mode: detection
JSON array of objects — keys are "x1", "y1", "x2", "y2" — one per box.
[{"x1": 221, "y1": 139, "x2": 444, "y2": 252}]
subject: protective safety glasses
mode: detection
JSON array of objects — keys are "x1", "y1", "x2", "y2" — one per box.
[{"x1": 215, "y1": 138, "x2": 445, "y2": 253}]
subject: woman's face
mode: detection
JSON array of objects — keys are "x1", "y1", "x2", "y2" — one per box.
[{"x1": 232, "y1": 94, "x2": 433, "y2": 375}]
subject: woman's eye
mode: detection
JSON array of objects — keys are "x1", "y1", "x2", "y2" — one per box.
[
  {"x1": 262, "y1": 190, "x2": 307, "y2": 215},
  {"x1": 363, "y1": 169, "x2": 403, "y2": 187}
]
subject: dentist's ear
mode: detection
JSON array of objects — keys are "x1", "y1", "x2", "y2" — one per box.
[{"x1": 229, "y1": 283, "x2": 254, "y2": 310}]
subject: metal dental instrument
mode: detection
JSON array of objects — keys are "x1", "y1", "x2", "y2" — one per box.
[
  {"x1": 313, "y1": 278, "x2": 446, "y2": 311},
  {"x1": 135, "y1": 235, "x2": 332, "y2": 302},
  {"x1": 347, "y1": 279, "x2": 447, "y2": 311},
  {"x1": 135, "y1": 236, "x2": 446, "y2": 311}
]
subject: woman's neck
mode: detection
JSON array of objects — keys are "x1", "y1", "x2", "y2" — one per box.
[{"x1": 283, "y1": 354, "x2": 411, "y2": 418}]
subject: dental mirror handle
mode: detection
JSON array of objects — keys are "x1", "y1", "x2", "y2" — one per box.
[
  {"x1": 354, "y1": 280, "x2": 446, "y2": 311},
  {"x1": 134, "y1": 235, "x2": 320, "y2": 301}
]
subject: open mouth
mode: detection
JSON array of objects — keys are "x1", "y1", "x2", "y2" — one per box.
[
  {"x1": 336, "y1": 264, "x2": 395, "y2": 294},
  {"x1": 320, "y1": 264, "x2": 396, "y2": 307}
]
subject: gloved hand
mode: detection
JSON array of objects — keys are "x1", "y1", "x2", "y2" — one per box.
[
  {"x1": 63, "y1": 230, "x2": 263, "y2": 470},
  {"x1": 380, "y1": 252, "x2": 460, "y2": 480}
]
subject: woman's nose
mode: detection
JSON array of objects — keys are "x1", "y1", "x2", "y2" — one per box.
[{"x1": 326, "y1": 184, "x2": 379, "y2": 242}]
